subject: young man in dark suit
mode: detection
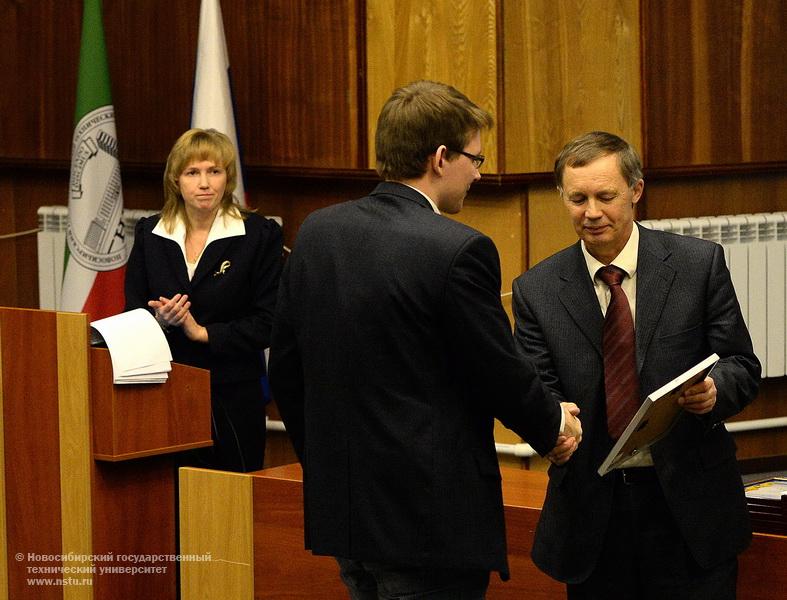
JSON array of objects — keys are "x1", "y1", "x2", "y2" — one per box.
[
  {"x1": 269, "y1": 80, "x2": 582, "y2": 599},
  {"x1": 512, "y1": 131, "x2": 760, "y2": 599}
]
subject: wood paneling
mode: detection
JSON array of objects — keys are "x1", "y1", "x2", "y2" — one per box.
[
  {"x1": 0, "y1": 311, "x2": 7, "y2": 599},
  {"x1": 246, "y1": 465, "x2": 552, "y2": 598},
  {"x1": 642, "y1": 0, "x2": 787, "y2": 167},
  {"x1": 0, "y1": 1, "x2": 196, "y2": 165},
  {"x1": 252, "y1": 173, "x2": 378, "y2": 251},
  {"x1": 90, "y1": 458, "x2": 176, "y2": 598},
  {"x1": 56, "y1": 313, "x2": 94, "y2": 600},
  {"x1": 502, "y1": 0, "x2": 641, "y2": 173},
  {"x1": 640, "y1": 172, "x2": 787, "y2": 220},
  {"x1": 183, "y1": 463, "x2": 787, "y2": 599},
  {"x1": 0, "y1": 309, "x2": 63, "y2": 600},
  {"x1": 0, "y1": 170, "x2": 46, "y2": 310},
  {"x1": 365, "y1": 0, "x2": 500, "y2": 171},
  {"x1": 527, "y1": 183, "x2": 578, "y2": 268},
  {"x1": 448, "y1": 187, "x2": 526, "y2": 314},
  {"x1": 0, "y1": 1, "x2": 80, "y2": 161},
  {"x1": 239, "y1": 0, "x2": 362, "y2": 167},
  {"x1": 90, "y1": 348, "x2": 212, "y2": 461},
  {"x1": 179, "y1": 469, "x2": 253, "y2": 600},
  {"x1": 729, "y1": 379, "x2": 787, "y2": 459},
  {"x1": 252, "y1": 468, "x2": 344, "y2": 598},
  {"x1": 0, "y1": 0, "x2": 362, "y2": 168}
]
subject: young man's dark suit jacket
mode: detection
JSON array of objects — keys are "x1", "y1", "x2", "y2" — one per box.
[
  {"x1": 512, "y1": 223, "x2": 760, "y2": 584},
  {"x1": 269, "y1": 181, "x2": 563, "y2": 577}
]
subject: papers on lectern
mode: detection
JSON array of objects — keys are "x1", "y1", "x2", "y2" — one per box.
[
  {"x1": 597, "y1": 353, "x2": 720, "y2": 476},
  {"x1": 90, "y1": 309, "x2": 173, "y2": 384},
  {"x1": 745, "y1": 477, "x2": 787, "y2": 500}
]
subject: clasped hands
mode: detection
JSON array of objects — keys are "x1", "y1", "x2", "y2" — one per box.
[
  {"x1": 148, "y1": 293, "x2": 208, "y2": 343},
  {"x1": 547, "y1": 402, "x2": 582, "y2": 466}
]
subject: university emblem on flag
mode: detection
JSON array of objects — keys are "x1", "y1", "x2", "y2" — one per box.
[{"x1": 67, "y1": 105, "x2": 127, "y2": 271}]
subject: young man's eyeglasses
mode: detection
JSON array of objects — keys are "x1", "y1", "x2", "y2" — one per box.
[{"x1": 449, "y1": 149, "x2": 485, "y2": 169}]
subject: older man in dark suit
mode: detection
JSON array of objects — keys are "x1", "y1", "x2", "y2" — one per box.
[
  {"x1": 512, "y1": 131, "x2": 760, "y2": 599},
  {"x1": 269, "y1": 80, "x2": 582, "y2": 599}
]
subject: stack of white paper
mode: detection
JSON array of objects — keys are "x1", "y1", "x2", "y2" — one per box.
[{"x1": 90, "y1": 309, "x2": 173, "y2": 384}]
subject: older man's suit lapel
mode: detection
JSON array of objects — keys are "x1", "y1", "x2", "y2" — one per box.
[
  {"x1": 635, "y1": 226, "x2": 676, "y2": 373},
  {"x1": 558, "y1": 243, "x2": 604, "y2": 358}
]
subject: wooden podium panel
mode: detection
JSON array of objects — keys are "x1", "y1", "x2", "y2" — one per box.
[
  {"x1": 180, "y1": 463, "x2": 787, "y2": 600},
  {"x1": 0, "y1": 307, "x2": 211, "y2": 600},
  {"x1": 90, "y1": 347, "x2": 212, "y2": 461}
]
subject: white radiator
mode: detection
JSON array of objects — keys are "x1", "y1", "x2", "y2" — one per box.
[
  {"x1": 37, "y1": 206, "x2": 282, "y2": 311},
  {"x1": 639, "y1": 212, "x2": 787, "y2": 378}
]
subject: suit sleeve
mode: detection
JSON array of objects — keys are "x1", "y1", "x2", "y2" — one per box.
[
  {"x1": 204, "y1": 220, "x2": 284, "y2": 357},
  {"x1": 268, "y1": 258, "x2": 306, "y2": 462},
  {"x1": 511, "y1": 275, "x2": 569, "y2": 405},
  {"x1": 702, "y1": 244, "x2": 761, "y2": 424},
  {"x1": 124, "y1": 218, "x2": 152, "y2": 313},
  {"x1": 443, "y1": 234, "x2": 562, "y2": 456}
]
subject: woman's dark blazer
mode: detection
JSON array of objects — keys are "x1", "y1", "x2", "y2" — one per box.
[{"x1": 124, "y1": 211, "x2": 282, "y2": 383}]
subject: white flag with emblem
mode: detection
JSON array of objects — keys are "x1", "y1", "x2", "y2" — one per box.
[
  {"x1": 191, "y1": 0, "x2": 247, "y2": 207},
  {"x1": 61, "y1": 0, "x2": 127, "y2": 319}
]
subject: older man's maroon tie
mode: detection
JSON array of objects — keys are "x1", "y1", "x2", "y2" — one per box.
[{"x1": 598, "y1": 266, "x2": 640, "y2": 439}]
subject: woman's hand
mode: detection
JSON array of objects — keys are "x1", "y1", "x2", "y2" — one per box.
[
  {"x1": 148, "y1": 293, "x2": 191, "y2": 329},
  {"x1": 180, "y1": 311, "x2": 209, "y2": 343},
  {"x1": 148, "y1": 293, "x2": 209, "y2": 343}
]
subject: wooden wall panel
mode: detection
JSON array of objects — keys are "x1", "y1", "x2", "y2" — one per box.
[
  {"x1": 103, "y1": 1, "x2": 198, "y2": 165},
  {"x1": 0, "y1": 169, "x2": 79, "y2": 310},
  {"x1": 730, "y1": 380, "x2": 787, "y2": 459},
  {"x1": 90, "y1": 459, "x2": 176, "y2": 598},
  {"x1": 0, "y1": 319, "x2": 6, "y2": 599},
  {"x1": 0, "y1": 0, "x2": 362, "y2": 168},
  {"x1": 0, "y1": 0, "x2": 196, "y2": 165},
  {"x1": 502, "y1": 0, "x2": 641, "y2": 173},
  {"x1": 641, "y1": 172, "x2": 787, "y2": 220},
  {"x1": 448, "y1": 188, "x2": 526, "y2": 315},
  {"x1": 0, "y1": 1, "x2": 80, "y2": 161},
  {"x1": 527, "y1": 183, "x2": 578, "y2": 268},
  {"x1": 0, "y1": 176, "x2": 21, "y2": 309},
  {"x1": 252, "y1": 174, "x2": 378, "y2": 250},
  {"x1": 240, "y1": 0, "x2": 362, "y2": 167},
  {"x1": 365, "y1": 0, "x2": 499, "y2": 171},
  {"x1": 643, "y1": 0, "x2": 787, "y2": 167}
]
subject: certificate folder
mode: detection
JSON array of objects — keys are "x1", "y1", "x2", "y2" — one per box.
[{"x1": 598, "y1": 353, "x2": 720, "y2": 476}]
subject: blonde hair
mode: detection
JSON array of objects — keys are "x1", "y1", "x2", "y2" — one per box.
[{"x1": 160, "y1": 128, "x2": 243, "y2": 232}]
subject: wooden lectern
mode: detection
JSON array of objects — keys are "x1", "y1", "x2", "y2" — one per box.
[
  {"x1": 0, "y1": 307, "x2": 211, "y2": 600},
  {"x1": 180, "y1": 463, "x2": 787, "y2": 599}
]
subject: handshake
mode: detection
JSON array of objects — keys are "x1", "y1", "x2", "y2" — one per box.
[{"x1": 547, "y1": 402, "x2": 582, "y2": 466}]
